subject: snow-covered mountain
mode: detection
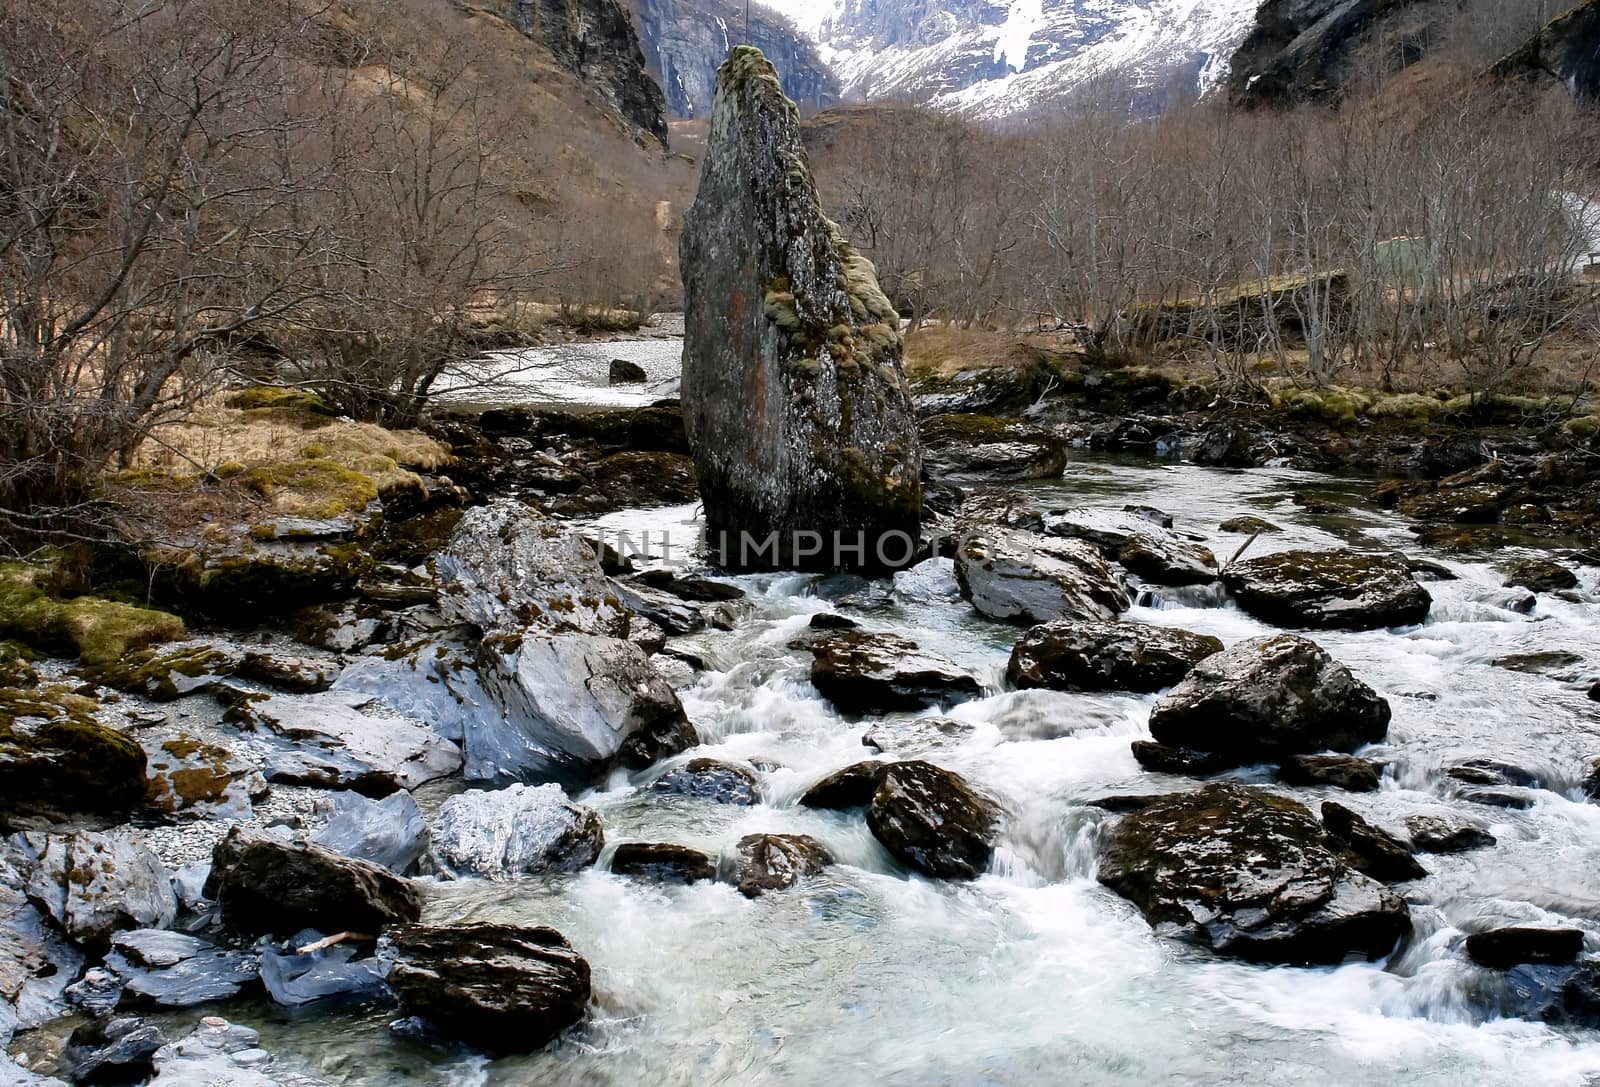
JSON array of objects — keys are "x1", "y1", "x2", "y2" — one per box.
[{"x1": 759, "y1": 0, "x2": 1262, "y2": 119}]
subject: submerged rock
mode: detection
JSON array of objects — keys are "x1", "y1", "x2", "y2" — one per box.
[
  {"x1": 955, "y1": 528, "x2": 1130, "y2": 625},
  {"x1": 805, "y1": 629, "x2": 982, "y2": 714},
  {"x1": 732, "y1": 834, "x2": 833, "y2": 897},
  {"x1": 258, "y1": 930, "x2": 389, "y2": 1008},
  {"x1": 7, "y1": 831, "x2": 177, "y2": 949},
  {"x1": 1147, "y1": 635, "x2": 1390, "y2": 769},
  {"x1": 679, "y1": 47, "x2": 921, "y2": 572},
  {"x1": 1466, "y1": 927, "x2": 1584, "y2": 970},
  {"x1": 609, "y1": 843, "x2": 716, "y2": 884},
  {"x1": 429, "y1": 784, "x2": 604, "y2": 880},
  {"x1": 386, "y1": 923, "x2": 591, "y2": 1052},
  {"x1": 206, "y1": 829, "x2": 422, "y2": 938},
  {"x1": 866, "y1": 761, "x2": 999, "y2": 880},
  {"x1": 1097, "y1": 783, "x2": 1411, "y2": 965},
  {"x1": 651, "y1": 759, "x2": 761, "y2": 805},
  {"x1": 1405, "y1": 815, "x2": 1496, "y2": 854},
  {"x1": 1501, "y1": 557, "x2": 1579, "y2": 593},
  {"x1": 1006, "y1": 620, "x2": 1221, "y2": 694},
  {"x1": 1221, "y1": 549, "x2": 1432, "y2": 630},
  {"x1": 860, "y1": 716, "x2": 981, "y2": 756},
  {"x1": 1279, "y1": 754, "x2": 1381, "y2": 792}
]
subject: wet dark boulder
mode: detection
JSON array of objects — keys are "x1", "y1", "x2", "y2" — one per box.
[
  {"x1": 651, "y1": 759, "x2": 761, "y2": 805},
  {"x1": 1096, "y1": 783, "x2": 1412, "y2": 965},
  {"x1": 1319, "y1": 801, "x2": 1426, "y2": 883},
  {"x1": 609, "y1": 843, "x2": 716, "y2": 884},
  {"x1": 1131, "y1": 741, "x2": 1238, "y2": 777},
  {"x1": 679, "y1": 48, "x2": 921, "y2": 573},
  {"x1": 608, "y1": 358, "x2": 648, "y2": 384},
  {"x1": 1221, "y1": 550, "x2": 1432, "y2": 630},
  {"x1": 205, "y1": 829, "x2": 422, "y2": 938},
  {"x1": 1466, "y1": 927, "x2": 1585, "y2": 970},
  {"x1": 1591, "y1": 681, "x2": 1600, "y2": 703},
  {"x1": 1146, "y1": 635, "x2": 1390, "y2": 769},
  {"x1": 1446, "y1": 759, "x2": 1543, "y2": 789},
  {"x1": 1404, "y1": 815, "x2": 1496, "y2": 854},
  {"x1": 866, "y1": 761, "x2": 1000, "y2": 880},
  {"x1": 1190, "y1": 426, "x2": 1261, "y2": 468},
  {"x1": 806, "y1": 629, "x2": 982, "y2": 714},
  {"x1": 1279, "y1": 754, "x2": 1381, "y2": 792},
  {"x1": 920, "y1": 414, "x2": 1067, "y2": 481},
  {"x1": 1006, "y1": 620, "x2": 1221, "y2": 694},
  {"x1": 386, "y1": 923, "x2": 590, "y2": 1052},
  {"x1": 799, "y1": 762, "x2": 886, "y2": 809},
  {"x1": 1220, "y1": 516, "x2": 1281, "y2": 535},
  {"x1": 1501, "y1": 558, "x2": 1578, "y2": 593},
  {"x1": 731, "y1": 834, "x2": 834, "y2": 897},
  {"x1": 64, "y1": 1017, "x2": 166, "y2": 1085},
  {"x1": 0, "y1": 704, "x2": 147, "y2": 827},
  {"x1": 955, "y1": 527, "x2": 1130, "y2": 625}
]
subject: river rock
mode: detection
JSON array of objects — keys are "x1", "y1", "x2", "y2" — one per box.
[
  {"x1": 651, "y1": 759, "x2": 761, "y2": 805},
  {"x1": 609, "y1": 358, "x2": 648, "y2": 384},
  {"x1": 609, "y1": 843, "x2": 716, "y2": 884},
  {"x1": 1319, "y1": 801, "x2": 1427, "y2": 883},
  {"x1": 8, "y1": 831, "x2": 177, "y2": 949},
  {"x1": 1501, "y1": 558, "x2": 1578, "y2": 593},
  {"x1": 1279, "y1": 754, "x2": 1381, "y2": 792},
  {"x1": 311, "y1": 791, "x2": 428, "y2": 875},
  {"x1": 1097, "y1": 783, "x2": 1412, "y2": 965},
  {"x1": 145, "y1": 1018, "x2": 293, "y2": 1087},
  {"x1": 1, "y1": 855, "x2": 86, "y2": 1031},
  {"x1": 206, "y1": 829, "x2": 422, "y2": 938},
  {"x1": 236, "y1": 651, "x2": 336, "y2": 693},
  {"x1": 861, "y1": 716, "x2": 981, "y2": 756},
  {"x1": 679, "y1": 47, "x2": 922, "y2": 572},
  {"x1": 1221, "y1": 549, "x2": 1432, "y2": 630},
  {"x1": 732, "y1": 834, "x2": 833, "y2": 897},
  {"x1": 920, "y1": 414, "x2": 1067, "y2": 481},
  {"x1": 955, "y1": 528, "x2": 1130, "y2": 625},
  {"x1": 428, "y1": 784, "x2": 603, "y2": 880},
  {"x1": 1220, "y1": 515, "x2": 1281, "y2": 535},
  {"x1": 386, "y1": 923, "x2": 591, "y2": 1052},
  {"x1": 0, "y1": 707, "x2": 147, "y2": 826},
  {"x1": 956, "y1": 487, "x2": 1046, "y2": 532},
  {"x1": 866, "y1": 761, "x2": 999, "y2": 880},
  {"x1": 258, "y1": 931, "x2": 389, "y2": 1007},
  {"x1": 143, "y1": 734, "x2": 266, "y2": 821},
  {"x1": 1131, "y1": 741, "x2": 1238, "y2": 776},
  {"x1": 65, "y1": 1017, "x2": 166, "y2": 1085},
  {"x1": 800, "y1": 762, "x2": 886, "y2": 809},
  {"x1": 1466, "y1": 927, "x2": 1585, "y2": 970},
  {"x1": 105, "y1": 932, "x2": 260, "y2": 1008},
  {"x1": 1147, "y1": 635, "x2": 1390, "y2": 769},
  {"x1": 805, "y1": 629, "x2": 982, "y2": 714},
  {"x1": 1006, "y1": 620, "x2": 1221, "y2": 693},
  {"x1": 1404, "y1": 815, "x2": 1496, "y2": 853},
  {"x1": 1044, "y1": 507, "x2": 1218, "y2": 586},
  {"x1": 237, "y1": 690, "x2": 461, "y2": 793}
]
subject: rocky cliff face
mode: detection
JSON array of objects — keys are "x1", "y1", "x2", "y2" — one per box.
[
  {"x1": 489, "y1": 0, "x2": 668, "y2": 144},
  {"x1": 629, "y1": 0, "x2": 837, "y2": 118},
  {"x1": 1226, "y1": 0, "x2": 1427, "y2": 108},
  {"x1": 679, "y1": 47, "x2": 921, "y2": 572},
  {"x1": 1492, "y1": 0, "x2": 1600, "y2": 100}
]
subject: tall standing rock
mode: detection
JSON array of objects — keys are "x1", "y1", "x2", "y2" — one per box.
[{"x1": 680, "y1": 46, "x2": 922, "y2": 573}]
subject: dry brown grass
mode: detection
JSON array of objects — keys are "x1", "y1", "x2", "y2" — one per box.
[{"x1": 903, "y1": 326, "x2": 1043, "y2": 377}]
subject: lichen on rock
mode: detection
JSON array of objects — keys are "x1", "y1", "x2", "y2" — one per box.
[{"x1": 679, "y1": 46, "x2": 922, "y2": 572}]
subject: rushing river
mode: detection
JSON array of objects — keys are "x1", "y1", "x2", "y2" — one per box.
[{"x1": 245, "y1": 341, "x2": 1600, "y2": 1085}]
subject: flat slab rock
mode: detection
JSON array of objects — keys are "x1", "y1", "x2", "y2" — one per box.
[
  {"x1": 1006, "y1": 620, "x2": 1221, "y2": 694},
  {"x1": 238, "y1": 689, "x2": 461, "y2": 793},
  {"x1": 806, "y1": 628, "x2": 982, "y2": 714},
  {"x1": 955, "y1": 527, "x2": 1130, "y2": 626},
  {"x1": 1096, "y1": 783, "x2": 1411, "y2": 965},
  {"x1": 1044, "y1": 507, "x2": 1218, "y2": 587},
  {"x1": 1222, "y1": 549, "x2": 1432, "y2": 630}
]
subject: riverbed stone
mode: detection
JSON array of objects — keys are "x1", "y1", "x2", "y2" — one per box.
[
  {"x1": 1319, "y1": 801, "x2": 1427, "y2": 883},
  {"x1": 1404, "y1": 815, "x2": 1497, "y2": 853},
  {"x1": 258, "y1": 931, "x2": 389, "y2": 1008},
  {"x1": 1044, "y1": 507, "x2": 1218, "y2": 586},
  {"x1": 609, "y1": 843, "x2": 716, "y2": 884},
  {"x1": 609, "y1": 358, "x2": 648, "y2": 384},
  {"x1": 1131, "y1": 741, "x2": 1239, "y2": 776},
  {"x1": 732, "y1": 834, "x2": 833, "y2": 897},
  {"x1": 311, "y1": 791, "x2": 429, "y2": 875},
  {"x1": 143, "y1": 734, "x2": 266, "y2": 821},
  {"x1": 235, "y1": 690, "x2": 461, "y2": 793},
  {"x1": 1147, "y1": 635, "x2": 1390, "y2": 769},
  {"x1": 1279, "y1": 754, "x2": 1381, "y2": 792},
  {"x1": 799, "y1": 762, "x2": 886, "y2": 809},
  {"x1": 0, "y1": 703, "x2": 147, "y2": 827},
  {"x1": 679, "y1": 47, "x2": 921, "y2": 573},
  {"x1": 428, "y1": 784, "x2": 603, "y2": 880},
  {"x1": 1006, "y1": 620, "x2": 1221, "y2": 693},
  {"x1": 1466, "y1": 927, "x2": 1585, "y2": 970},
  {"x1": 955, "y1": 528, "x2": 1130, "y2": 625},
  {"x1": 866, "y1": 761, "x2": 999, "y2": 880},
  {"x1": 386, "y1": 923, "x2": 591, "y2": 1052},
  {"x1": 206, "y1": 829, "x2": 422, "y2": 938},
  {"x1": 1097, "y1": 783, "x2": 1412, "y2": 964},
  {"x1": 64, "y1": 1017, "x2": 167, "y2": 1085},
  {"x1": 805, "y1": 629, "x2": 982, "y2": 713},
  {"x1": 920, "y1": 414, "x2": 1066, "y2": 481},
  {"x1": 1501, "y1": 558, "x2": 1579, "y2": 593},
  {"x1": 1221, "y1": 549, "x2": 1432, "y2": 630},
  {"x1": 105, "y1": 933, "x2": 260, "y2": 1008},
  {"x1": 861, "y1": 716, "x2": 981, "y2": 756},
  {"x1": 651, "y1": 759, "x2": 761, "y2": 805},
  {"x1": 8, "y1": 831, "x2": 177, "y2": 949}
]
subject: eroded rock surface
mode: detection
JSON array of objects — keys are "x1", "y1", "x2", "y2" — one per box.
[{"x1": 1006, "y1": 620, "x2": 1220, "y2": 694}]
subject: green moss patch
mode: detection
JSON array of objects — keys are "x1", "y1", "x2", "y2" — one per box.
[
  {"x1": 0, "y1": 563, "x2": 184, "y2": 665},
  {"x1": 243, "y1": 458, "x2": 380, "y2": 519},
  {"x1": 224, "y1": 385, "x2": 336, "y2": 415}
]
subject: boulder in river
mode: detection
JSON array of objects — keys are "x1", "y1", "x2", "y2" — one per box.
[
  {"x1": 799, "y1": 762, "x2": 886, "y2": 809},
  {"x1": 386, "y1": 923, "x2": 591, "y2": 1052},
  {"x1": 7, "y1": 831, "x2": 177, "y2": 949},
  {"x1": 1147, "y1": 635, "x2": 1390, "y2": 769},
  {"x1": 679, "y1": 47, "x2": 922, "y2": 573},
  {"x1": 1006, "y1": 620, "x2": 1221, "y2": 694},
  {"x1": 609, "y1": 843, "x2": 716, "y2": 884},
  {"x1": 650, "y1": 759, "x2": 761, "y2": 805},
  {"x1": 920, "y1": 414, "x2": 1067, "y2": 481},
  {"x1": 206, "y1": 829, "x2": 422, "y2": 938},
  {"x1": 1221, "y1": 549, "x2": 1432, "y2": 630},
  {"x1": 428, "y1": 784, "x2": 604, "y2": 880},
  {"x1": 732, "y1": 833, "x2": 834, "y2": 897},
  {"x1": 1404, "y1": 815, "x2": 1496, "y2": 853},
  {"x1": 805, "y1": 628, "x2": 982, "y2": 713},
  {"x1": 1043, "y1": 507, "x2": 1218, "y2": 587},
  {"x1": 1097, "y1": 783, "x2": 1412, "y2": 965},
  {"x1": 861, "y1": 716, "x2": 982, "y2": 756},
  {"x1": 1465, "y1": 927, "x2": 1584, "y2": 970},
  {"x1": 608, "y1": 358, "x2": 648, "y2": 384},
  {"x1": 955, "y1": 528, "x2": 1130, "y2": 625},
  {"x1": 1278, "y1": 754, "x2": 1381, "y2": 792},
  {"x1": 866, "y1": 761, "x2": 1000, "y2": 880},
  {"x1": 311, "y1": 791, "x2": 429, "y2": 875},
  {"x1": 1319, "y1": 801, "x2": 1427, "y2": 883},
  {"x1": 1501, "y1": 558, "x2": 1578, "y2": 593}
]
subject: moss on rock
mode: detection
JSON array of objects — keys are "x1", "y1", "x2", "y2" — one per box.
[
  {"x1": 0, "y1": 689, "x2": 148, "y2": 824},
  {"x1": 0, "y1": 563, "x2": 184, "y2": 665}
]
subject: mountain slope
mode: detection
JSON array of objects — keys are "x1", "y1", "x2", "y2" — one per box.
[{"x1": 760, "y1": 0, "x2": 1261, "y2": 119}]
